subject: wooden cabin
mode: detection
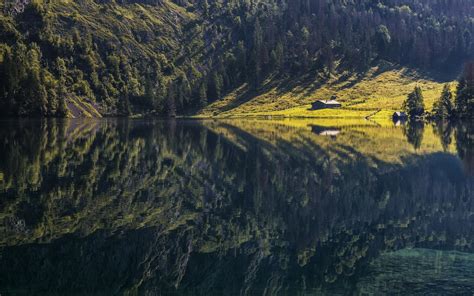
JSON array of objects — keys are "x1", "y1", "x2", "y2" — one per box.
[
  {"x1": 311, "y1": 100, "x2": 342, "y2": 110},
  {"x1": 392, "y1": 111, "x2": 408, "y2": 120}
]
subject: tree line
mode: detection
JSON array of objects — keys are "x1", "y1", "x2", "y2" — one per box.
[{"x1": 403, "y1": 62, "x2": 474, "y2": 120}]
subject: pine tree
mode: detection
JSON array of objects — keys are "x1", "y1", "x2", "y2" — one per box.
[
  {"x1": 270, "y1": 41, "x2": 284, "y2": 71},
  {"x1": 24, "y1": 44, "x2": 48, "y2": 116},
  {"x1": 199, "y1": 81, "x2": 208, "y2": 108},
  {"x1": 119, "y1": 93, "x2": 131, "y2": 116},
  {"x1": 56, "y1": 77, "x2": 69, "y2": 117},
  {"x1": 210, "y1": 71, "x2": 223, "y2": 100},
  {"x1": 166, "y1": 81, "x2": 176, "y2": 117},
  {"x1": 54, "y1": 58, "x2": 69, "y2": 117},
  {"x1": 144, "y1": 70, "x2": 156, "y2": 109},
  {"x1": 455, "y1": 78, "x2": 467, "y2": 114},
  {"x1": 42, "y1": 69, "x2": 59, "y2": 116},
  {"x1": 432, "y1": 84, "x2": 453, "y2": 120},
  {"x1": 250, "y1": 19, "x2": 263, "y2": 90},
  {"x1": 403, "y1": 86, "x2": 425, "y2": 118},
  {"x1": 176, "y1": 73, "x2": 191, "y2": 110},
  {"x1": 236, "y1": 41, "x2": 247, "y2": 82},
  {"x1": 376, "y1": 25, "x2": 391, "y2": 55},
  {"x1": 455, "y1": 62, "x2": 474, "y2": 118}
]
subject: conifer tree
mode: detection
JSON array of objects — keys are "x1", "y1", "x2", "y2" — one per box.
[
  {"x1": 55, "y1": 58, "x2": 69, "y2": 117},
  {"x1": 144, "y1": 71, "x2": 156, "y2": 109},
  {"x1": 433, "y1": 84, "x2": 453, "y2": 120},
  {"x1": 166, "y1": 81, "x2": 177, "y2": 117},
  {"x1": 210, "y1": 71, "x2": 223, "y2": 100},
  {"x1": 236, "y1": 41, "x2": 247, "y2": 82},
  {"x1": 56, "y1": 77, "x2": 69, "y2": 117},
  {"x1": 118, "y1": 93, "x2": 131, "y2": 116},
  {"x1": 271, "y1": 41, "x2": 284, "y2": 71},
  {"x1": 455, "y1": 62, "x2": 474, "y2": 118},
  {"x1": 199, "y1": 81, "x2": 208, "y2": 108},
  {"x1": 250, "y1": 19, "x2": 263, "y2": 90},
  {"x1": 403, "y1": 86, "x2": 425, "y2": 118}
]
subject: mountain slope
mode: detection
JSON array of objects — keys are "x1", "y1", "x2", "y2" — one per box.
[{"x1": 0, "y1": 0, "x2": 472, "y2": 117}]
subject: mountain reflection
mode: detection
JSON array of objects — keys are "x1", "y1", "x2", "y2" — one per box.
[{"x1": 0, "y1": 119, "x2": 473, "y2": 295}]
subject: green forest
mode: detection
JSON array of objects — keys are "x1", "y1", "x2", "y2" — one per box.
[{"x1": 0, "y1": 0, "x2": 473, "y2": 117}]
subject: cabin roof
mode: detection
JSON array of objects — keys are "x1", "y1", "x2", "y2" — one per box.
[
  {"x1": 314, "y1": 100, "x2": 341, "y2": 105},
  {"x1": 393, "y1": 111, "x2": 407, "y2": 116}
]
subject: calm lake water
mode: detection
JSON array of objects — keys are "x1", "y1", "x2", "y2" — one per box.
[{"x1": 0, "y1": 119, "x2": 473, "y2": 295}]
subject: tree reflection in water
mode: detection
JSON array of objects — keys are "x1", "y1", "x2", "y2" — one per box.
[
  {"x1": 0, "y1": 119, "x2": 473, "y2": 295},
  {"x1": 403, "y1": 120, "x2": 425, "y2": 150}
]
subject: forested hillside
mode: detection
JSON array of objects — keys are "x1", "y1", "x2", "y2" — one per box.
[{"x1": 0, "y1": 0, "x2": 473, "y2": 117}]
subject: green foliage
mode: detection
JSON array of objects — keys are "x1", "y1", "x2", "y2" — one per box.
[
  {"x1": 166, "y1": 81, "x2": 176, "y2": 117},
  {"x1": 432, "y1": 84, "x2": 453, "y2": 120},
  {"x1": 118, "y1": 93, "x2": 131, "y2": 116},
  {"x1": 403, "y1": 86, "x2": 425, "y2": 118},
  {"x1": 199, "y1": 81, "x2": 208, "y2": 108},
  {"x1": 250, "y1": 19, "x2": 263, "y2": 90},
  {"x1": 0, "y1": 0, "x2": 473, "y2": 117},
  {"x1": 455, "y1": 62, "x2": 474, "y2": 118},
  {"x1": 376, "y1": 25, "x2": 391, "y2": 54}
]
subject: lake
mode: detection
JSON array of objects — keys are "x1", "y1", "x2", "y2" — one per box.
[{"x1": 0, "y1": 118, "x2": 473, "y2": 295}]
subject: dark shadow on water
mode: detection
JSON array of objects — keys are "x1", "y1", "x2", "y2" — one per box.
[{"x1": 0, "y1": 119, "x2": 472, "y2": 295}]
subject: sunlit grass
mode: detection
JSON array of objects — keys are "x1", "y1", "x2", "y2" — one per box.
[
  {"x1": 199, "y1": 67, "x2": 454, "y2": 119},
  {"x1": 221, "y1": 106, "x2": 375, "y2": 118}
]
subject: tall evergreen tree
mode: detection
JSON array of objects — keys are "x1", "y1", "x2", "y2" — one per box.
[
  {"x1": 250, "y1": 19, "x2": 263, "y2": 90},
  {"x1": 403, "y1": 86, "x2": 425, "y2": 118},
  {"x1": 455, "y1": 62, "x2": 474, "y2": 118},
  {"x1": 166, "y1": 81, "x2": 177, "y2": 117},
  {"x1": 118, "y1": 93, "x2": 131, "y2": 116},
  {"x1": 56, "y1": 78, "x2": 69, "y2": 117},
  {"x1": 55, "y1": 58, "x2": 69, "y2": 117},
  {"x1": 432, "y1": 84, "x2": 453, "y2": 120},
  {"x1": 271, "y1": 41, "x2": 284, "y2": 72},
  {"x1": 199, "y1": 81, "x2": 208, "y2": 108},
  {"x1": 209, "y1": 71, "x2": 223, "y2": 101},
  {"x1": 376, "y1": 25, "x2": 391, "y2": 55}
]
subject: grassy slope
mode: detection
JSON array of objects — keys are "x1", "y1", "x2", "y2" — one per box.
[{"x1": 198, "y1": 65, "x2": 455, "y2": 119}]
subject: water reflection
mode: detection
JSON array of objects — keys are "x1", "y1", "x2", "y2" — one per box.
[
  {"x1": 456, "y1": 123, "x2": 474, "y2": 175},
  {"x1": 433, "y1": 121, "x2": 454, "y2": 152},
  {"x1": 403, "y1": 121, "x2": 425, "y2": 150},
  {"x1": 0, "y1": 119, "x2": 473, "y2": 295}
]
